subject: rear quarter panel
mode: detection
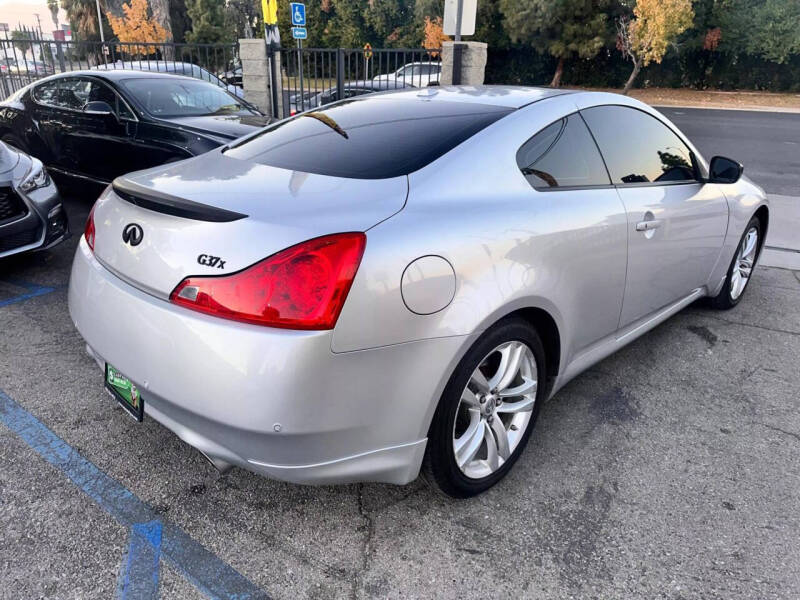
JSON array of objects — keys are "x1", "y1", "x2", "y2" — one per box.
[{"x1": 333, "y1": 96, "x2": 630, "y2": 376}]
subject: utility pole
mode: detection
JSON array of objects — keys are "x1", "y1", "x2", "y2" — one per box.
[
  {"x1": 33, "y1": 13, "x2": 42, "y2": 37},
  {"x1": 95, "y1": 0, "x2": 105, "y2": 43}
]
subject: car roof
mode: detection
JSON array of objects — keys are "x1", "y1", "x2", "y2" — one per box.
[
  {"x1": 366, "y1": 85, "x2": 574, "y2": 109},
  {"x1": 346, "y1": 80, "x2": 414, "y2": 90},
  {"x1": 30, "y1": 69, "x2": 207, "y2": 83},
  {"x1": 99, "y1": 60, "x2": 205, "y2": 70}
]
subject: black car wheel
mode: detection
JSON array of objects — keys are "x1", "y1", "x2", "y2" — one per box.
[{"x1": 424, "y1": 318, "x2": 546, "y2": 498}]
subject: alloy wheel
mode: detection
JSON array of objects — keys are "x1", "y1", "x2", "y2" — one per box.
[
  {"x1": 452, "y1": 340, "x2": 538, "y2": 479},
  {"x1": 730, "y1": 226, "x2": 758, "y2": 300}
]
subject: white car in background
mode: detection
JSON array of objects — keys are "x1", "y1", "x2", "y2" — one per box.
[
  {"x1": 372, "y1": 61, "x2": 441, "y2": 87},
  {"x1": 94, "y1": 60, "x2": 244, "y2": 98}
]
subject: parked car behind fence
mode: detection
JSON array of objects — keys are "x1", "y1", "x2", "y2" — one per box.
[{"x1": 0, "y1": 70, "x2": 268, "y2": 187}]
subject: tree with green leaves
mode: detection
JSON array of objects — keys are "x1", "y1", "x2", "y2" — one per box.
[
  {"x1": 185, "y1": 0, "x2": 230, "y2": 43},
  {"x1": 498, "y1": 0, "x2": 611, "y2": 87},
  {"x1": 10, "y1": 30, "x2": 33, "y2": 58},
  {"x1": 717, "y1": 0, "x2": 800, "y2": 64},
  {"x1": 60, "y1": 0, "x2": 106, "y2": 41}
]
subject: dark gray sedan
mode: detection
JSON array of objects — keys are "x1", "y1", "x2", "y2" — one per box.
[{"x1": 0, "y1": 141, "x2": 68, "y2": 258}]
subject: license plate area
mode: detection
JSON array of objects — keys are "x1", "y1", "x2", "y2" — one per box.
[{"x1": 105, "y1": 363, "x2": 143, "y2": 422}]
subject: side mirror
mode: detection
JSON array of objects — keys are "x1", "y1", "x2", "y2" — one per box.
[
  {"x1": 708, "y1": 156, "x2": 743, "y2": 184},
  {"x1": 83, "y1": 100, "x2": 114, "y2": 116}
]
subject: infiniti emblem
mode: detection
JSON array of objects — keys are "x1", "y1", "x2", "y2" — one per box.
[{"x1": 122, "y1": 223, "x2": 144, "y2": 247}]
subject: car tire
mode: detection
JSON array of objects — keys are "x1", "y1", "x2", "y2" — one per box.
[
  {"x1": 424, "y1": 317, "x2": 547, "y2": 498},
  {"x1": 710, "y1": 216, "x2": 762, "y2": 310}
]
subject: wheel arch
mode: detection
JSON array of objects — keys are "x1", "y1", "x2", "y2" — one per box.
[
  {"x1": 753, "y1": 204, "x2": 769, "y2": 253},
  {"x1": 501, "y1": 307, "x2": 562, "y2": 396}
]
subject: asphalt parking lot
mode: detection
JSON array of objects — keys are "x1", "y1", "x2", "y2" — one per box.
[{"x1": 2, "y1": 109, "x2": 800, "y2": 599}]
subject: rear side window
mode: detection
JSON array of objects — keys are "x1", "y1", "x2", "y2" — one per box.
[
  {"x1": 516, "y1": 115, "x2": 611, "y2": 189},
  {"x1": 581, "y1": 105, "x2": 697, "y2": 184},
  {"x1": 224, "y1": 98, "x2": 512, "y2": 179}
]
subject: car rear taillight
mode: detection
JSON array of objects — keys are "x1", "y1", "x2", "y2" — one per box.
[
  {"x1": 84, "y1": 204, "x2": 96, "y2": 252},
  {"x1": 170, "y1": 232, "x2": 366, "y2": 330}
]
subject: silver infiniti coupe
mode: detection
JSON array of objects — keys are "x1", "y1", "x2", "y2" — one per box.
[{"x1": 67, "y1": 86, "x2": 768, "y2": 497}]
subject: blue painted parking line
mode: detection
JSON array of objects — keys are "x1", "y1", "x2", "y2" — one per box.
[
  {"x1": 0, "y1": 278, "x2": 56, "y2": 308},
  {"x1": 0, "y1": 388, "x2": 269, "y2": 600},
  {"x1": 120, "y1": 520, "x2": 163, "y2": 600}
]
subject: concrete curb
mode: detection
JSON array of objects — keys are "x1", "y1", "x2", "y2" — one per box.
[{"x1": 652, "y1": 103, "x2": 800, "y2": 115}]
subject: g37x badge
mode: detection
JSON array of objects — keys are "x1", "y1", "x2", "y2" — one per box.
[{"x1": 197, "y1": 254, "x2": 226, "y2": 269}]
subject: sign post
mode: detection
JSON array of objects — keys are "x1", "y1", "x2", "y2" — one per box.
[
  {"x1": 363, "y1": 43, "x2": 372, "y2": 78},
  {"x1": 290, "y1": 3, "x2": 307, "y2": 109},
  {"x1": 261, "y1": 0, "x2": 280, "y2": 118},
  {"x1": 443, "y1": 0, "x2": 476, "y2": 84},
  {"x1": 443, "y1": 0, "x2": 476, "y2": 38}
]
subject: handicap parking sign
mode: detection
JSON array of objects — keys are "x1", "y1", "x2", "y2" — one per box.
[{"x1": 290, "y1": 2, "x2": 306, "y2": 26}]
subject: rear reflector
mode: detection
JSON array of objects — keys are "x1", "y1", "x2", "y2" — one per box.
[{"x1": 170, "y1": 232, "x2": 366, "y2": 330}]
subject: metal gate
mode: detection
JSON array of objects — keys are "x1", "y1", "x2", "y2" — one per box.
[
  {"x1": 1, "y1": 35, "x2": 239, "y2": 99},
  {"x1": 280, "y1": 47, "x2": 442, "y2": 118}
]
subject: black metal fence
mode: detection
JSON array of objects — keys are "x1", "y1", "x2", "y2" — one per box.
[
  {"x1": 280, "y1": 47, "x2": 442, "y2": 118},
  {"x1": 1, "y1": 35, "x2": 442, "y2": 121},
  {"x1": 1, "y1": 37, "x2": 240, "y2": 98}
]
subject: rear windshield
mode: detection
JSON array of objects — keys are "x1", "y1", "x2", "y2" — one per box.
[{"x1": 224, "y1": 97, "x2": 513, "y2": 179}]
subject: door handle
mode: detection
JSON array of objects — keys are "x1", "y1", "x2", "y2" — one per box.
[{"x1": 635, "y1": 219, "x2": 662, "y2": 232}]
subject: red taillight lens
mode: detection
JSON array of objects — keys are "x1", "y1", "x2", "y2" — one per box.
[
  {"x1": 84, "y1": 204, "x2": 96, "y2": 252},
  {"x1": 170, "y1": 232, "x2": 366, "y2": 330}
]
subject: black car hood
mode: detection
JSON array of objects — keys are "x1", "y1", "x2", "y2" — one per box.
[{"x1": 161, "y1": 113, "x2": 270, "y2": 140}]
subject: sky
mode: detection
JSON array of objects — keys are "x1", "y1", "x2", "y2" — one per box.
[{"x1": 0, "y1": 0, "x2": 69, "y2": 35}]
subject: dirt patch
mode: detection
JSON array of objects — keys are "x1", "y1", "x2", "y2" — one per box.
[{"x1": 567, "y1": 86, "x2": 800, "y2": 111}]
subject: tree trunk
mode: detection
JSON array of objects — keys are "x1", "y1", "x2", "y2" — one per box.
[
  {"x1": 622, "y1": 59, "x2": 641, "y2": 95},
  {"x1": 550, "y1": 56, "x2": 565, "y2": 88}
]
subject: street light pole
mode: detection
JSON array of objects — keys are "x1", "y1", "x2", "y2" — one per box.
[{"x1": 95, "y1": 0, "x2": 105, "y2": 43}]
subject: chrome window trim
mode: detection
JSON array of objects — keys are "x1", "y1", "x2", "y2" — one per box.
[
  {"x1": 31, "y1": 76, "x2": 139, "y2": 123},
  {"x1": 533, "y1": 178, "x2": 704, "y2": 194}
]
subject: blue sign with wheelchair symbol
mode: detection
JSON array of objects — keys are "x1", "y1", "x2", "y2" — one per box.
[{"x1": 290, "y1": 3, "x2": 306, "y2": 26}]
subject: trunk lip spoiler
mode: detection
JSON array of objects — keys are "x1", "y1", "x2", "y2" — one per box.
[{"x1": 111, "y1": 177, "x2": 248, "y2": 223}]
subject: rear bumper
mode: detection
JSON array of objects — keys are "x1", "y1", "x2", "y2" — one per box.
[{"x1": 68, "y1": 239, "x2": 466, "y2": 485}]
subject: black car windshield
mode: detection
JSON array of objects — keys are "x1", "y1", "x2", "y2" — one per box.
[
  {"x1": 121, "y1": 78, "x2": 252, "y2": 117},
  {"x1": 224, "y1": 97, "x2": 513, "y2": 179}
]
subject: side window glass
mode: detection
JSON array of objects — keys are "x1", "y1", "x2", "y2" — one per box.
[
  {"x1": 86, "y1": 80, "x2": 117, "y2": 107},
  {"x1": 55, "y1": 79, "x2": 89, "y2": 110},
  {"x1": 516, "y1": 115, "x2": 611, "y2": 189},
  {"x1": 117, "y1": 97, "x2": 135, "y2": 120},
  {"x1": 581, "y1": 105, "x2": 696, "y2": 184},
  {"x1": 33, "y1": 81, "x2": 59, "y2": 105}
]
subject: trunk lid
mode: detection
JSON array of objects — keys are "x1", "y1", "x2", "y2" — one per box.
[
  {"x1": 91, "y1": 149, "x2": 407, "y2": 299},
  {"x1": 162, "y1": 114, "x2": 270, "y2": 139}
]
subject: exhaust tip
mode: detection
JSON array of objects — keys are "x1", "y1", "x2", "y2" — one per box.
[{"x1": 199, "y1": 451, "x2": 233, "y2": 474}]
